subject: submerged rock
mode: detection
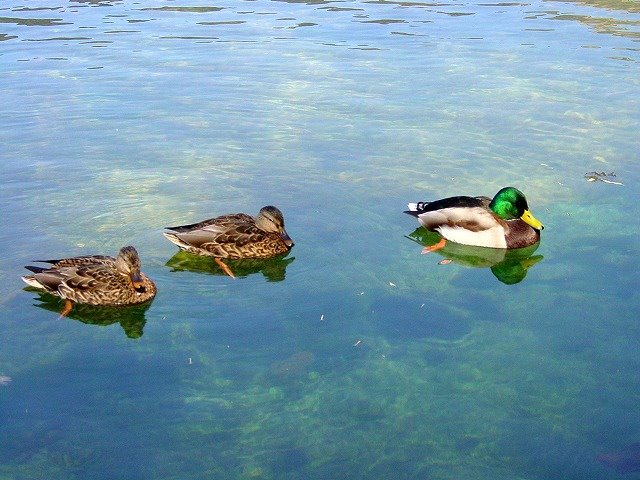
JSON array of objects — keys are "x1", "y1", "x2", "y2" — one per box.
[
  {"x1": 598, "y1": 443, "x2": 640, "y2": 473},
  {"x1": 372, "y1": 295, "x2": 470, "y2": 342}
]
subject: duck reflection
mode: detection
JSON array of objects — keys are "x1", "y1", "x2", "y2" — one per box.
[
  {"x1": 406, "y1": 228, "x2": 543, "y2": 285},
  {"x1": 25, "y1": 291, "x2": 152, "y2": 338},
  {"x1": 165, "y1": 251, "x2": 295, "y2": 282}
]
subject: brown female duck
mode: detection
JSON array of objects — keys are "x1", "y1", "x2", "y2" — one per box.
[
  {"x1": 163, "y1": 205, "x2": 294, "y2": 277},
  {"x1": 21, "y1": 246, "x2": 156, "y2": 315}
]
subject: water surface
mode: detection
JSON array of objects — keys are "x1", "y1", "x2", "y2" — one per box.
[{"x1": 1, "y1": 0, "x2": 639, "y2": 479}]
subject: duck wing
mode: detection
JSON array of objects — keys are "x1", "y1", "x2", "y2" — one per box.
[
  {"x1": 22, "y1": 264, "x2": 100, "y2": 295},
  {"x1": 165, "y1": 213, "x2": 254, "y2": 233},
  {"x1": 33, "y1": 255, "x2": 115, "y2": 268},
  {"x1": 405, "y1": 195, "x2": 490, "y2": 216}
]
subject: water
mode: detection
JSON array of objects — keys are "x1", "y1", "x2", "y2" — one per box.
[{"x1": 1, "y1": 0, "x2": 639, "y2": 478}]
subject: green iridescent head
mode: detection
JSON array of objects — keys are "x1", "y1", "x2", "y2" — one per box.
[{"x1": 489, "y1": 187, "x2": 544, "y2": 230}]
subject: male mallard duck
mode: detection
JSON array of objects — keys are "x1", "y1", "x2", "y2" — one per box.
[
  {"x1": 21, "y1": 246, "x2": 156, "y2": 315},
  {"x1": 404, "y1": 187, "x2": 544, "y2": 251},
  {"x1": 163, "y1": 205, "x2": 294, "y2": 278}
]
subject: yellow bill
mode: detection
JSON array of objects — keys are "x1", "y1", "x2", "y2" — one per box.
[{"x1": 521, "y1": 209, "x2": 544, "y2": 230}]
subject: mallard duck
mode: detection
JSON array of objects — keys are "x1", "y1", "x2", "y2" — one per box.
[
  {"x1": 21, "y1": 246, "x2": 156, "y2": 315},
  {"x1": 163, "y1": 205, "x2": 294, "y2": 278},
  {"x1": 404, "y1": 187, "x2": 544, "y2": 250}
]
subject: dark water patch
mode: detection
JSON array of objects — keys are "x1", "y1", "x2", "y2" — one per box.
[
  {"x1": 496, "y1": 416, "x2": 610, "y2": 479},
  {"x1": 439, "y1": 11, "x2": 475, "y2": 16},
  {"x1": 369, "y1": 458, "x2": 420, "y2": 478},
  {"x1": 25, "y1": 36, "x2": 92, "y2": 42},
  {"x1": 71, "y1": 0, "x2": 124, "y2": 6},
  {"x1": 451, "y1": 291, "x2": 501, "y2": 323},
  {"x1": 598, "y1": 443, "x2": 640, "y2": 474},
  {"x1": 12, "y1": 7, "x2": 64, "y2": 12},
  {"x1": 159, "y1": 35, "x2": 219, "y2": 41},
  {"x1": 359, "y1": 18, "x2": 409, "y2": 24},
  {"x1": 479, "y1": 2, "x2": 529, "y2": 5},
  {"x1": 0, "y1": 419, "x2": 66, "y2": 463},
  {"x1": 198, "y1": 20, "x2": 246, "y2": 26},
  {"x1": 269, "y1": 351, "x2": 315, "y2": 379},
  {"x1": 320, "y1": 6, "x2": 366, "y2": 11},
  {"x1": 391, "y1": 30, "x2": 430, "y2": 36},
  {"x1": 267, "y1": 446, "x2": 310, "y2": 474},
  {"x1": 609, "y1": 55, "x2": 636, "y2": 62},
  {"x1": 104, "y1": 29, "x2": 140, "y2": 34},
  {"x1": 456, "y1": 435, "x2": 481, "y2": 453},
  {"x1": 420, "y1": 346, "x2": 449, "y2": 366},
  {"x1": 139, "y1": 6, "x2": 225, "y2": 13},
  {"x1": 372, "y1": 294, "x2": 471, "y2": 342},
  {"x1": 0, "y1": 16, "x2": 70, "y2": 27},
  {"x1": 80, "y1": 40, "x2": 113, "y2": 46},
  {"x1": 547, "y1": 12, "x2": 640, "y2": 40},
  {"x1": 331, "y1": 394, "x2": 387, "y2": 422}
]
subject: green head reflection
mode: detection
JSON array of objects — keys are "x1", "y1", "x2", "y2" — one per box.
[{"x1": 406, "y1": 228, "x2": 543, "y2": 285}]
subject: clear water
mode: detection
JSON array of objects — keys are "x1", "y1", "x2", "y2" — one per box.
[{"x1": 1, "y1": 0, "x2": 639, "y2": 478}]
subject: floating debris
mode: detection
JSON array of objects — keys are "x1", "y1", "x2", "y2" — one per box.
[
  {"x1": 585, "y1": 171, "x2": 623, "y2": 185},
  {"x1": 0, "y1": 375, "x2": 12, "y2": 386}
]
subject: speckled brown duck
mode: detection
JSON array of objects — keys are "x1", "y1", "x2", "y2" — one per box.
[
  {"x1": 21, "y1": 246, "x2": 156, "y2": 315},
  {"x1": 163, "y1": 205, "x2": 294, "y2": 278}
]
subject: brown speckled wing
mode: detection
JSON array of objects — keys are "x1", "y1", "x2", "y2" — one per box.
[
  {"x1": 39, "y1": 255, "x2": 116, "y2": 268},
  {"x1": 56, "y1": 266, "x2": 107, "y2": 302},
  {"x1": 166, "y1": 213, "x2": 254, "y2": 233}
]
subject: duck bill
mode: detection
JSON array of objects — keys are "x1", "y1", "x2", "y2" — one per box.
[
  {"x1": 521, "y1": 210, "x2": 544, "y2": 230},
  {"x1": 280, "y1": 229, "x2": 294, "y2": 248},
  {"x1": 129, "y1": 272, "x2": 146, "y2": 292}
]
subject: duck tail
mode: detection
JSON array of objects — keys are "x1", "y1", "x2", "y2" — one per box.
[
  {"x1": 24, "y1": 265, "x2": 48, "y2": 274},
  {"x1": 21, "y1": 275, "x2": 45, "y2": 289},
  {"x1": 404, "y1": 203, "x2": 421, "y2": 217},
  {"x1": 163, "y1": 232, "x2": 191, "y2": 250}
]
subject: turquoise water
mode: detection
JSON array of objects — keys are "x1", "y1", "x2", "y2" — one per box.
[{"x1": 1, "y1": 0, "x2": 639, "y2": 478}]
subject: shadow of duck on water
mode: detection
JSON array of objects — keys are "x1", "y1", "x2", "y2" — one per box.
[
  {"x1": 406, "y1": 227, "x2": 543, "y2": 285},
  {"x1": 165, "y1": 250, "x2": 295, "y2": 282},
  {"x1": 24, "y1": 291, "x2": 153, "y2": 339}
]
